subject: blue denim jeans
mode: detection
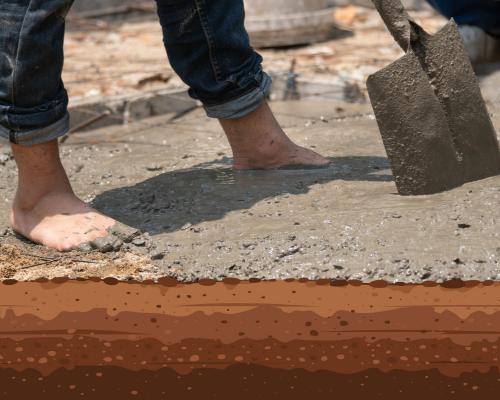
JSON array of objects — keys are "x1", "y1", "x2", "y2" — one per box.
[
  {"x1": 428, "y1": 0, "x2": 500, "y2": 36},
  {"x1": 0, "y1": 0, "x2": 271, "y2": 145}
]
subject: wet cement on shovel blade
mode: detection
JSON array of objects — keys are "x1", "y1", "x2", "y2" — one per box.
[
  {"x1": 0, "y1": 98, "x2": 499, "y2": 283},
  {"x1": 367, "y1": 18, "x2": 500, "y2": 195}
]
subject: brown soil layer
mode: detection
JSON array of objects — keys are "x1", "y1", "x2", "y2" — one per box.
[{"x1": 2, "y1": 280, "x2": 500, "y2": 398}]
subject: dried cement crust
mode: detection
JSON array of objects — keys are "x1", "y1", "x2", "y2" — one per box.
[{"x1": 77, "y1": 222, "x2": 145, "y2": 252}]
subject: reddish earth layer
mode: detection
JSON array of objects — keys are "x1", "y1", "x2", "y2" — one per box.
[{"x1": 1, "y1": 280, "x2": 500, "y2": 398}]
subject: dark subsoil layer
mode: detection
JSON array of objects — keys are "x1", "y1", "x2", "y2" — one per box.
[{"x1": 2, "y1": 365, "x2": 499, "y2": 400}]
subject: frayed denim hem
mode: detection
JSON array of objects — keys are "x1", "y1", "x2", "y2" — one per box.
[
  {"x1": 0, "y1": 112, "x2": 69, "y2": 145},
  {"x1": 204, "y1": 73, "x2": 272, "y2": 120}
]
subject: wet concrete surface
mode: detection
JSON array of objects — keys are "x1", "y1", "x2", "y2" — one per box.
[{"x1": 0, "y1": 95, "x2": 499, "y2": 283}]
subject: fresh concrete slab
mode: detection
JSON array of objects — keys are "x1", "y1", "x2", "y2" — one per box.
[{"x1": 1, "y1": 96, "x2": 498, "y2": 283}]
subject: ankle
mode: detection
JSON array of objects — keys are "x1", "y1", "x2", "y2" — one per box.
[
  {"x1": 11, "y1": 140, "x2": 74, "y2": 212},
  {"x1": 14, "y1": 168, "x2": 74, "y2": 212},
  {"x1": 14, "y1": 185, "x2": 73, "y2": 212},
  {"x1": 220, "y1": 103, "x2": 291, "y2": 157}
]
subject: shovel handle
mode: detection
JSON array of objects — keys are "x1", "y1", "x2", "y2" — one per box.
[{"x1": 371, "y1": 0, "x2": 414, "y2": 51}]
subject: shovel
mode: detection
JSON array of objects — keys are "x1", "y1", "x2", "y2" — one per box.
[{"x1": 366, "y1": 0, "x2": 500, "y2": 195}]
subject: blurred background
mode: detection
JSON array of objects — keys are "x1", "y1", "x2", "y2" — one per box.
[{"x1": 64, "y1": 0, "x2": 498, "y2": 133}]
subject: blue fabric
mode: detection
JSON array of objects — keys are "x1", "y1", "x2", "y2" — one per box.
[
  {"x1": 0, "y1": 0, "x2": 72, "y2": 144},
  {"x1": 428, "y1": 0, "x2": 500, "y2": 36},
  {"x1": 155, "y1": 0, "x2": 269, "y2": 110},
  {"x1": 205, "y1": 72, "x2": 272, "y2": 119},
  {"x1": 0, "y1": 0, "x2": 269, "y2": 145}
]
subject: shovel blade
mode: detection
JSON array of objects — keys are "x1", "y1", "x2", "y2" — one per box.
[
  {"x1": 367, "y1": 52, "x2": 463, "y2": 195},
  {"x1": 417, "y1": 20, "x2": 500, "y2": 183},
  {"x1": 368, "y1": 19, "x2": 500, "y2": 196}
]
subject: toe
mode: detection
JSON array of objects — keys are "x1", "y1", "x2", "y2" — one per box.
[
  {"x1": 289, "y1": 147, "x2": 330, "y2": 168},
  {"x1": 307, "y1": 151, "x2": 330, "y2": 166}
]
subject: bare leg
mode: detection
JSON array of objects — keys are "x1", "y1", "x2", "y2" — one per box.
[
  {"x1": 220, "y1": 101, "x2": 329, "y2": 170},
  {"x1": 9, "y1": 140, "x2": 115, "y2": 251}
]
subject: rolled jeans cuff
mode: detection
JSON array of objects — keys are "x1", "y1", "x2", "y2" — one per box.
[
  {"x1": 0, "y1": 112, "x2": 69, "y2": 146},
  {"x1": 204, "y1": 73, "x2": 273, "y2": 120}
]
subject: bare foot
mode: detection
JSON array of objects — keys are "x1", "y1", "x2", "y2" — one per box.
[
  {"x1": 11, "y1": 192, "x2": 116, "y2": 252},
  {"x1": 10, "y1": 140, "x2": 115, "y2": 252},
  {"x1": 220, "y1": 101, "x2": 329, "y2": 170}
]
